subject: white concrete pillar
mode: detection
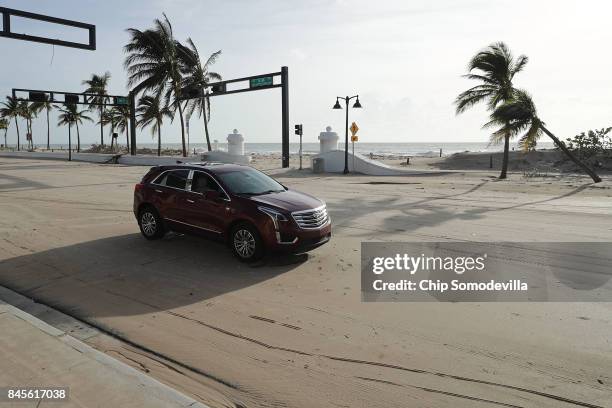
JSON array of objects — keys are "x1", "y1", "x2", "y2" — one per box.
[
  {"x1": 227, "y1": 129, "x2": 244, "y2": 156},
  {"x1": 318, "y1": 126, "x2": 339, "y2": 153},
  {"x1": 213, "y1": 139, "x2": 219, "y2": 151}
]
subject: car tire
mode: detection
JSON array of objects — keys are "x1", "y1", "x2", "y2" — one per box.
[
  {"x1": 138, "y1": 206, "x2": 165, "y2": 240},
  {"x1": 230, "y1": 222, "x2": 264, "y2": 262}
]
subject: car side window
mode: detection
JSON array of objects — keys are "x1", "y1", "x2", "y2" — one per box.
[
  {"x1": 154, "y1": 170, "x2": 189, "y2": 190},
  {"x1": 192, "y1": 172, "x2": 221, "y2": 194}
]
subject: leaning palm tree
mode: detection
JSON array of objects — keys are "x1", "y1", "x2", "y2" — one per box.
[
  {"x1": 109, "y1": 106, "x2": 131, "y2": 152},
  {"x1": 487, "y1": 89, "x2": 601, "y2": 183},
  {"x1": 124, "y1": 14, "x2": 188, "y2": 157},
  {"x1": 178, "y1": 41, "x2": 222, "y2": 151},
  {"x1": 83, "y1": 72, "x2": 111, "y2": 146},
  {"x1": 31, "y1": 99, "x2": 53, "y2": 149},
  {"x1": 455, "y1": 42, "x2": 528, "y2": 179},
  {"x1": 1, "y1": 96, "x2": 22, "y2": 150},
  {"x1": 136, "y1": 94, "x2": 173, "y2": 156},
  {"x1": 0, "y1": 118, "x2": 8, "y2": 148},
  {"x1": 57, "y1": 106, "x2": 77, "y2": 161}
]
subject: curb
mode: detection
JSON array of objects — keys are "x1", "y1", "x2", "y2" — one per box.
[{"x1": 0, "y1": 285, "x2": 210, "y2": 408}]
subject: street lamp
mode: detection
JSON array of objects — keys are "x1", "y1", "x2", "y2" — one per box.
[{"x1": 333, "y1": 95, "x2": 362, "y2": 174}]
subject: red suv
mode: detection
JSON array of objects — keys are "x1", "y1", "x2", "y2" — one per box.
[{"x1": 133, "y1": 163, "x2": 331, "y2": 261}]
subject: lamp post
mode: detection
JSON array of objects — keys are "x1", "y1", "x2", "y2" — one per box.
[{"x1": 333, "y1": 95, "x2": 362, "y2": 174}]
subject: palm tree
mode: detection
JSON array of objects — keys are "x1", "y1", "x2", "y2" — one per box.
[
  {"x1": 1, "y1": 96, "x2": 22, "y2": 150},
  {"x1": 64, "y1": 104, "x2": 93, "y2": 152},
  {"x1": 57, "y1": 105, "x2": 76, "y2": 161},
  {"x1": 32, "y1": 99, "x2": 53, "y2": 150},
  {"x1": 20, "y1": 102, "x2": 37, "y2": 150},
  {"x1": 83, "y1": 72, "x2": 111, "y2": 146},
  {"x1": 124, "y1": 14, "x2": 188, "y2": 157},
  {"x1": 0, "y1": 118, "x2": 8, "y2": 148},
  {"x1": 109, "y1": 106, "x2": 131, "y2": 152},
  {"x1": 136, "y1": 94, "x2": 173, "y2": 156},
  {"x1": 178, "y1": 41, "x2": 222, "y2": 151},
  {"x1": 98, "y1": 110, "x2": 116, "y2": 150},
  {"x1": 455, "y1": 42, "x2": 528, "y2": 179},
  {"x1": 488, "y1": 89, "x2": 601, "y2": 183}
]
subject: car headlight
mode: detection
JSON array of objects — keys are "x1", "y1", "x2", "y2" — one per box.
[{"x1": 258, "y1": 206, "x2": 287, "y2": 230}]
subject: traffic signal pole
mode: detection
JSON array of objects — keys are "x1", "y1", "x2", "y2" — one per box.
[
  {"x1": 129, "y1": 91, "x2": 136, "y2": 155},
  {"x1": 281, "y1": 66, "x2": 289, "y2": 168}
]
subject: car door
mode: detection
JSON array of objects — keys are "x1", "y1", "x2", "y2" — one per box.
[
  {"x1": 151, "y1": 169, "x2": 191, "y2": 231},
  {"x1": 183, "y1": 171, "x2": 230, "y2": 235}
]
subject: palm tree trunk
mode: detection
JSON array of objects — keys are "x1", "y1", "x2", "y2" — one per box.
[
  {"x1": 157, "y1": 125, "x2": 161, "y2": 157},
  {"x1": 540, "y1": 125, "x2": 601, "y2": 183},
  {"x1": 4, "y1": 129, "x2": 7, "y2": 148},
  {"x1": 15, "y1": 118, "x2": 20, "y2": 151},
  {"x1": 76, "y1": 122, "x2": 81, "y2": 152},
  {"x1": 203, "y1": 102, "x2": 211, "y2": 151},
  {"x1": 126, "y1": 127, "x2": 130, "y2": 153},
  {"x1": 46, "y1": 107, "x2": 50, "y2": 150},
  {"x1": 68, "y1": 124, "x2": 72, "y2": 161},
  {"x1": 177, "y1": 102, "x2": 187, "y2": 157},
  {"x1": 499, "y1": 128, "x2": 510, "y2": 180},
  {"x1": 100, "y1": 110, "x2": 104, "y2": 146}
]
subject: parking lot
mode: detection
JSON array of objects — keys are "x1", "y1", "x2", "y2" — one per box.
[{"x1": 1, "y1": 158, "x2": 611, "y2": 408}]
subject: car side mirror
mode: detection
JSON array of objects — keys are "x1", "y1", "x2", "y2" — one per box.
[{"x1": 204, "y1": 190, "x2": 221, "y2": 200}]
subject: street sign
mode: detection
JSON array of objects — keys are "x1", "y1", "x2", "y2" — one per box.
[
  {"x1": 350, "y1": 122, "x2": 359, "y2": 136},
  {"x1": 114, "y1": 96, "x2": 128, "y2": 106},
  {"x1": 351, "y1": 135, "x2": 358, "y2": 142},
  {"x1": 250, "y1": 76, "x2": 273, "y2": 88}
]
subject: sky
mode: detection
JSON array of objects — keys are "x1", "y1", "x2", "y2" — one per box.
[{"x1": 0, "y1": 0, "x2": 611, "y2": 146}]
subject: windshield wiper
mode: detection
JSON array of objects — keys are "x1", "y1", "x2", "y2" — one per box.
[{"x1": 236, "y1": 190, "x2": 283, "y2": 196}]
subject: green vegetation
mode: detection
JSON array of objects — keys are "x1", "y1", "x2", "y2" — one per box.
[
  {"x1": 124, "y1": 14, "x2": 222, "y2": 157},
  {"x1": 455, "y1": 42, "x2": 528, "y2": 180},
  {"x1": 83, "y1": 72, "x2": 111, "y2": 146},
  {"x1": 487, "y1": 89, "x2": 601, "y2": 183},
  {"x1": 565, "y1": 127, "x2": 612, "y2": 159},
  {"x1": 0, "y1": 118, "x2": 8, "y2": 147},
  {"x1": 31, "y1": 99, "x2": 54, "y2": 150},
  {"x1": 0, "y1": 96, "x2": 22, "y2": 150},
  {"x1": 136, "y1": 94, "x2": 173, "y2": 156}
]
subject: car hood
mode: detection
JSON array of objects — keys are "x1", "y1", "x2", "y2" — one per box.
[{"x1": 250, "y1": 189, "x2": 323, "y2": 213}]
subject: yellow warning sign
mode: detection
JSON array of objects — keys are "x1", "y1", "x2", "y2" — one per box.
[
  {"x1": 351, "y1": 135, "x2": 358, "y2": 142},
  {"x1": 350, "y1": 122, "x2": 359, "y2": 136}
]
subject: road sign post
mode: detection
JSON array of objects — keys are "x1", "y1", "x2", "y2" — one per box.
[
  {"x1": 350, "y1": 122, "x2": 359, "y2": 172},
  {"x1": 295, "y1": 124, "x2": 303, "y2": 170}
]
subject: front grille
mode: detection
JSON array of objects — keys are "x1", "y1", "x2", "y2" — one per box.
[{"x1": 292, "y1": 205, "x2": 329, "y2": 229}]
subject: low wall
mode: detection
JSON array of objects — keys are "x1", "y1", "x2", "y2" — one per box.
[
  {"x1": 0, "y1": 151, "x2": 204, "y2": 166},
  {"x1": 312, "y1": 150, "x2": 437, "y2": 176}
]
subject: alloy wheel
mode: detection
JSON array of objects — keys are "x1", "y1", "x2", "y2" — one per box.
[
  {"x1": 234, "y1": 229, "x2": 256, "y2": 258},
  {"x1": 141, "y1": 212, "x2": 157, "y2": 236}
]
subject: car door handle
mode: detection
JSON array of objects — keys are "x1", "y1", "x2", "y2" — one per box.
[
  {"x1": 155, "y1": 189, "x2": 163, "y2": 193},
  {"x1": 186, "y1": 199, "x2": 195, "y2": 203}
]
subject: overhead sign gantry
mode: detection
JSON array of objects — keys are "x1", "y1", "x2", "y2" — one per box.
[
  {"x1": 0, "y1": 7, "x2": 96, "y2": 50},
  {"x1": 177, "y1": 66, "x2": 290, "y2": 168}
]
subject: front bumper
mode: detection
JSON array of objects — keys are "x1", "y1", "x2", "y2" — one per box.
[{"x1": 267, "y1": 221, "x2": 332, "y2": 253}]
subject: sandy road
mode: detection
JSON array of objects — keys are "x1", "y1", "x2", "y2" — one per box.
[{"x1": 0, "y1": 158, "x2": 611, "y2": 407}]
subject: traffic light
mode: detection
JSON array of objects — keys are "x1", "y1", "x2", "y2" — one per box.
[
  {"x1": 29, "y1": 92, "x2": 48, "y2": 102},
  {"x1": 210, "y1": 82, "x2": 226, "y2": 95},
  {"x1": 65, "y1": 94, "x2": 80, "y2": 104},
  {"x1": 294, "y1": 124, "x2": 303, "y2": 136}
]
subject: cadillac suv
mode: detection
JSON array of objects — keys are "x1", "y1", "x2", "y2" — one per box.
[{"x1": 133, "y1": 163, "x2": 331, "y2": 261}]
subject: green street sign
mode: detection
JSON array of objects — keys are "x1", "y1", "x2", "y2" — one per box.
[
  {"x1": 114, "y1": 96, "x2": 129, "y2": 106},
  {"x1": 249, "y1": 76, "x2": 273, "y2": 88}
]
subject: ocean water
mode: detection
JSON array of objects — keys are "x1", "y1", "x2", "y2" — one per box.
[{"x1": 40, "y1": 142, "x2": 555, "y2": 157}]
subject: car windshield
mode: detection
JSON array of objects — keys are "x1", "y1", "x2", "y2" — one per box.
[{"x1": 217, "y1": 168, "x2": 285, "y2": 195}]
